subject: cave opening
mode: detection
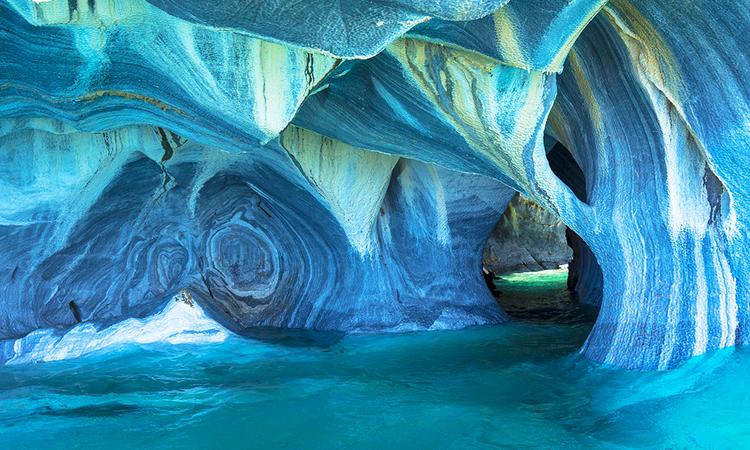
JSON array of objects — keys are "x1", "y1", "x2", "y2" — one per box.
[{"x1": 482, "y1": 140, "x2": 602, "y2": 325}]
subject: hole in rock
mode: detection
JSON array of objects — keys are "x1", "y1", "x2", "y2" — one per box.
[
  {"x1": 482, "y1": 141, "x2": 601, "y2": 325},
  {"x1": 483, "y1": 195, "x2": 598, "y2": 325},
  {"x1": 546, "y1": 139, "x2": 588, "y2": 204},
  {"x1": 493, "y1": 268, "x2": 597, "y2": 325}
]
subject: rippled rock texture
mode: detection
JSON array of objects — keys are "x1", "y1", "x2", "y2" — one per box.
[{"x1": 1, "y1": 0, "x2": 749, "y2": 370}]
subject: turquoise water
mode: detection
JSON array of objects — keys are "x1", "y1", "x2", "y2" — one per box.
[{"x1": 1, "y1": 272, "x2": 748, "y2": 449}]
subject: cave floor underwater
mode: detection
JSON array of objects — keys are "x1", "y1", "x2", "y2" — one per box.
[{"x1": 1, "y1": 271, "x2": 748, "y2": 449}]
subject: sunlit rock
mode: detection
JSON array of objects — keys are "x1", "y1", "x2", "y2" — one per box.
[
  {"x1": 483, "y1": 194, "x2": 571, "y2": 274},
  {"x1": 2, "y1": 291, "x2": 230, "y2": 365},
  {"x1": 280, "y1": 125, "x2": 398, "y2": 255}
]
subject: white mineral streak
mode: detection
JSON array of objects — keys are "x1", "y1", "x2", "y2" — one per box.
[
  {"x1": 6, "y1": 293, "x2": 229, "y2": 365},
  {"x1": 693, "y1": 240, "x2": 708, "y2": 356}
]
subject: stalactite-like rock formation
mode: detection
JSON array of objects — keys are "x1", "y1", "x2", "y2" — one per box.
[{"x1": 1, "y1": 0, "x2": 749, "y2": 370}]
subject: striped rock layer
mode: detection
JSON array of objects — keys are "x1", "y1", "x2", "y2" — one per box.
[{"x1": 1, "y1": 0, "x2": 748, "y2": 370}]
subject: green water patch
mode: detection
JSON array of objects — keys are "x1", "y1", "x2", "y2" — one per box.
[
  {"x1": 496, "y1": 268, "x2": 570, "y2": 291},
  {"x1": 494, "y1": 268, "x2": 598, "y2": 325}
]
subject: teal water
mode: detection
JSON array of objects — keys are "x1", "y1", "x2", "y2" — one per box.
[{"x1": 1, "y1": 272, "x2": 748, "y2": 449}]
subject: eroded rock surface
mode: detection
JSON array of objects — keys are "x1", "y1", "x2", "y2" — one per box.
[{"x1": 1, "y1": 0, "x2": 748, "y2": 370}]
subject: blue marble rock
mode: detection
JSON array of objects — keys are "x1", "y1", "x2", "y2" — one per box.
[
  {"x1": 0, "y1": 118, "x2": 512, "y2": 363},
  {"x1": 1, "y1": 0, "x2": 748, "y2": 370}
]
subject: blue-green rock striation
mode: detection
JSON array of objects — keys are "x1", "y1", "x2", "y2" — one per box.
[{"x1": 1, "y1": 0, "x2": 748, "y2": 370}]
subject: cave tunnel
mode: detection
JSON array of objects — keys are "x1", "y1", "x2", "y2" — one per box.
[{"x1": 482, "y1": 139, "x2": 603, "y2": 326}]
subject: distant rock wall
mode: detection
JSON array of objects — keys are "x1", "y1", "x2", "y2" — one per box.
[{"x1": 483, "y1": 194, "x2": 572, "y2": 274}]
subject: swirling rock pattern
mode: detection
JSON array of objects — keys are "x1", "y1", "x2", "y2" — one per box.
[
  {"x1": 0, "y1": 0, "x2": 337, "y2": 148},
  {"x1": 0, "y1": 120, "x2": 511, "y2": 350},
  {"x1": 2, "y1": 0, "x2": 749, "y2": 369}
]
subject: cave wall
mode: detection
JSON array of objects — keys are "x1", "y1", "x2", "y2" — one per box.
[
  {"x1": 0, "y1": 120, "x2": 512, "y2": 345},
  {"x1": 1, "y1": 0, "x2": 749, "y2": 370},
  {"x1": 547, "y1": 1, "x2": 750, "y2": 370},
  {"x1": 294, "y1": 0, "x2": 750, "y2": 369},
  {"x1": 483, "y1": 194, "x2": 572, "y2": 274}
]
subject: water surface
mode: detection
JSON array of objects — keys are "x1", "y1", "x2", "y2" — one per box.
[{"x1": 0, "y1": 271, "x2": 746, "y2": 448}]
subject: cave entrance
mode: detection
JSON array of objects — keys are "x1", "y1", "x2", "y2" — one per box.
[
  {"x1": 481, "y1": 140, "x2": 602, "y2": 325},
  {"x1": 482, "y1": 194, "x2": 598, "y2": 325}
]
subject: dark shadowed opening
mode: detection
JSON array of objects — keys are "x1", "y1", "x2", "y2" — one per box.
[
  {"x1": 545, "y1": 139, "x2": 603, "y2": 308},
  {"x1": 546, "y1": 141, "x2": 588, "y2": 204}
]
